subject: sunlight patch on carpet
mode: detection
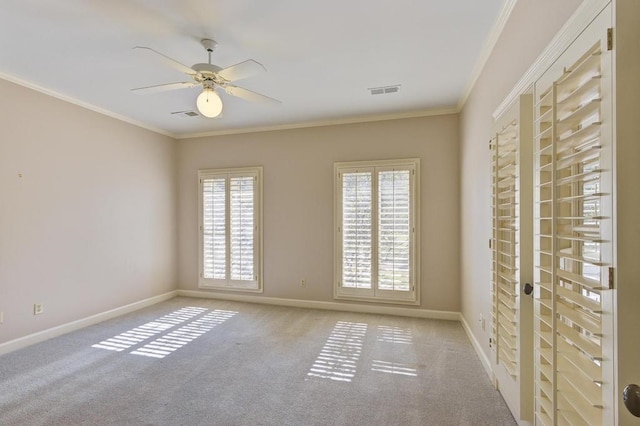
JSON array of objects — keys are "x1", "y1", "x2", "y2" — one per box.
[
  {"x1": 371, "y1": 360, "x2": 417, "y2": 377},
  {"x1": 377, "y1": 325, "x2": 413, "y2": 345},
  {"x1": 130, "y1": 310, "x2": 237, "y2": 359},
  {"x1": 307, "y1": 321, "x2": 367, "y2": 382},
  {"x1": 91, "y1": 307, "x2": 208, "y2": 352}
]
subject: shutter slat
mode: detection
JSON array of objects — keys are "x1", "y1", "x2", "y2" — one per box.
[
  {"x1": 557, "y1": 74, "x2": 601, "y2": 106},
  {"x1": 536, "y1": 357, "x2": 553, "y2": 381},
  {"x1": 557, "y1": 337, "x2": 602, "y2": 384},
  {"x1": 556, "y1": 98, "x2": 601, "y2": 128},
  {"x1": 555, "y1": 123, "x2": 601, "y2": 152},
  {"x1": 557, "y1": 378, "x2": 602, "y2": 424},
  {"x1": 557, "y1": 322, "x2": 602, "y2": 361},
  {"x1": 538, "y1": 346, "x2": 553, "y2": 364},
  {"x1": 556, "y1": 285, "x2": 602, "y2": 313},
  {"x1": 556, "y1": 268, "x2": 603, "y2": 290},
  {"x1": 557, "y1": 302, "x2": 601, "y2": 336},
  {"x1": 536, "y1": 402, "x2": 553, "y2": 426}
]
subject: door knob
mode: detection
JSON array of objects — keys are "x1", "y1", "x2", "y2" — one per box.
[
  {"x1": 624, "y1": 384, "x2": 640, "y2": 417},
  {"x1": 523, "y1": 283, "x2": 533, "y2": 296}
]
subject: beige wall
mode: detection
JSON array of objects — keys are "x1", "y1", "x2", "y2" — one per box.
[
  {"x1": 459, "y1": 0, "x2": 582, "y2": 360},
  {"x1": 177, "y1": 115, "x2": 460, "y2": 311},
  {"x1": 0, "y1": 79, "x2": 178, "y2": 344}
]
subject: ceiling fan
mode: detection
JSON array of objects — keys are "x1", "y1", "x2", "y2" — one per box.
[{"x1": 131, "y1": 38, "x2": 279, "y2": 118}]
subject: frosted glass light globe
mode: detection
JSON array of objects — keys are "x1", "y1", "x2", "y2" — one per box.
[{"x1": 196, "y1": 89, "x2": 223, "y2": 118}]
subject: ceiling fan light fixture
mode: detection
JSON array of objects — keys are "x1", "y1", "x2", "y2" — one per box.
[{"x1": 196, "y1": 88, "x2": 223, "y2": 118}]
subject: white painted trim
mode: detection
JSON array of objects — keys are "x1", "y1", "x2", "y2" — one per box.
[
  {"x1": 0, "y1": 291, "x2": 177, "y2": 356},
  {"x1": 459, "y1": 312, "x2": 494, "y2": 381},
  {"x1": 492, "y1": 0, "x2": 611, "y2": 119},
  {"x1": 176, "y1": 290, "x2": 459, "y2": 321},
  {"x1": 457, "y1": 0, "x2": 519, "y2": 111},
  {"x1": 176, "y1": 108, "x2": 458, "y2": 139},
  {"x1": 0, "y1": 72, "x2": 175, "y2": 138}
]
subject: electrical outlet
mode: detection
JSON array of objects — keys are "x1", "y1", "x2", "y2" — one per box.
[
  {"x1": 0, "y1": 311, "x2": 3, "y2": 324},
  {"x1": 300, "y1": 279, "x2": 306, "y2": 287},
  {"x1": 34, "y1": 304, "x2": 44, "y2": 315}
]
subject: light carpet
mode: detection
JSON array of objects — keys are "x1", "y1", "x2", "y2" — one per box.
[{"x1": 0, "y1": 297, "x2": 516, "y2": 425}]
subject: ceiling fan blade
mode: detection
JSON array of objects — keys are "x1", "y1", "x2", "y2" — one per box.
[
  {"x1": 218, "y1": 60, "x2": 266, "y2": 82},
  {"x1": 133, "y1": 46, "x2": 197, "y2": 76},
  {"x1": 223, "y1": 85, "x2": 281, "y2": 104},
  {"x1": 131, "y1": 81, "x2": 199, "y2": 94}
]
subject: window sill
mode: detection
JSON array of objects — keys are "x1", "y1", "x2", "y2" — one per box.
[
  {"x1": 199, "y1": 281, "x2": 263, "y2": 294},
  {"x1": 334, "y1": 293, "x2": 419, "y2": 306}
]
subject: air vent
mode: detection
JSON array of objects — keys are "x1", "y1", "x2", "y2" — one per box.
[
  {"x1": 368, "y1": 85, "x2": 401, "y2": 95},
  {"x1": 170, "y1": 110, "x2": 199, "y2": 118}
]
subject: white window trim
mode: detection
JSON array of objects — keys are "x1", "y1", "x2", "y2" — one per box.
[
  {"x1": 198, "y1": 166, "x2": 263, "y2": 293},
  {"x1": 333, "y1": 158, "x2": 420, "y2": 305}
]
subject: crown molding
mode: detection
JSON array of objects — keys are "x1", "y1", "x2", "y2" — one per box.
[
  {"x1": 2, "y1": 71, "x2": 459, "y2": 140},
  {"x1": 175, "y1": 107, "x2": 458, "y2": 140},
  {"x1": 0, "y1": 72, "x2": 175, "y2": 138}
]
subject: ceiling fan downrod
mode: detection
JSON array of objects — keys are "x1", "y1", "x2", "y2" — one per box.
[{"x1": 201, "y1": 38, "x2": 218, "y2": 65}]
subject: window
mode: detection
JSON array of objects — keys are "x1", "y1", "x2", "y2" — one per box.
[
  {"x1": 334, "y1": 159, "x2": 419, "y2": 304},
  {"x1": 198, "y1": 167, "x2": 262, "y2": 292}
]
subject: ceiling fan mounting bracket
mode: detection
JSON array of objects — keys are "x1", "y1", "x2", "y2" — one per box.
[{"x1": 201, "y1": 38, "x2": 218, "y2": 53}]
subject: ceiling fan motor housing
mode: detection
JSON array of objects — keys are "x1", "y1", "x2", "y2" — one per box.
[
  {"x1": 192, "y1": 63, "x2": 222, "y2": 74},
  {"x1": 191, "y1": 63, "x2": 225, "y2": 88}
]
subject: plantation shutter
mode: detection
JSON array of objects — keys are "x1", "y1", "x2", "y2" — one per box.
[
  {"x1": 492, "y1": 120, "x2": 520, "y2": 379},
  {"x1": 554, "y1": 40, "x2": 609, "y2": 425},
  {"x1": 199, "y1": 167, "x2": 262, "y2": 291},
  {"x1": 230, "y1": 175, "x2": 255, "y2": 281},
  {"x1": 202, "y1": 177, "x2": 226, "y2": 279},
  {"x1": 533, "y1": 17, "x2": 612, "y2": 425},
  {"x1": 490, "y1": 96, "x2": 534, "y2": 423},
  {"x1": 377, "y1": 170, "x2": 411, "y2": 291},
  {"x1": 341, "y1": 171, "x2": 373, "y2": 289},
  {"x1": 336, "y1": 159, "x2": 418, "y2": 303}
]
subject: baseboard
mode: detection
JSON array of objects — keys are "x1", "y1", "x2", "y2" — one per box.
[
  {"x1": 176, "y1": 290, "x2": 459, "y2": 321},
  {"x1": 0, "y1": 289, "x2": 461, "y2": 356},
  {"x1": 459, "y1": 313, "x2": 494, "y2": 383},
  {"x1": 0, "y1": 290, "x2": 178, "y2": 356}
]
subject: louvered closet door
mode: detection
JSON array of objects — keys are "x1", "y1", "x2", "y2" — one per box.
[
  {"x1": 533, "y1": 5, "x2": 613, "y2": 425},
  {"x1": 493, "y1": 119, "x2": 519, "y2": 380},
  {"x1": 491, "y1": 95, "x2": 533, "y2": 423}
]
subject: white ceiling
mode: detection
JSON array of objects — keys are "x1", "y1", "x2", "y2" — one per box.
[{"x1": 0, "y1": 0, "x2": 508, "y2": 138}]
